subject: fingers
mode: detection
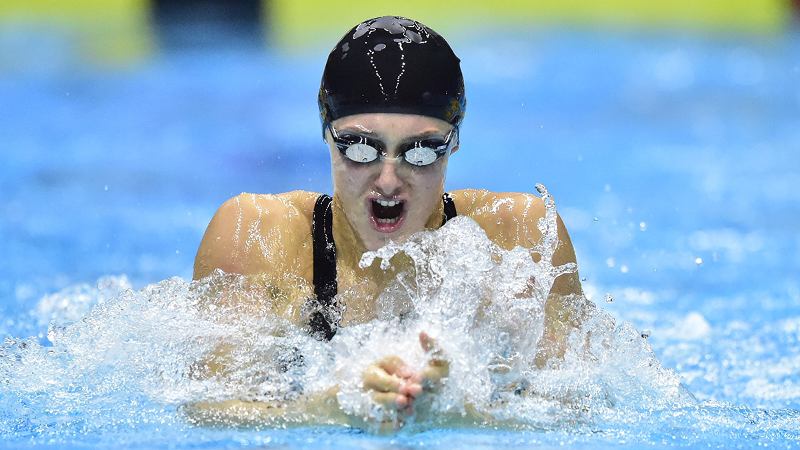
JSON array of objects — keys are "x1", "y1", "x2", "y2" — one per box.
[
  {"x1": 421, "y1": 363, "x2": 449, "y2": 385},
  {"x1": 364, "y1": 336, "x2": 451, "y2": 412},
  {"x1": 419, "y1": 331, "x2": 436, "y2": 352},
  {"x1": 419, "y1": 332, "x2": 449, "y2": 391},
  {"x1": 363, "y1": 365, "x2": 404, "y2": 393},
  {"x1": 371, "y1": 391, "x2": 409, "y2": 409},
  {"x1": 400, "y1": 381, "x2": 423, "y2": 397},
  {"x1": 376, "y1": 355, "x2": 414, "y2": 379},
  {"x1": 419, "y1": 332, "x2": 446, "y2": 362}
]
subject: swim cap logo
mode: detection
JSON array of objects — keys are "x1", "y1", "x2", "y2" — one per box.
[{"x1": 445, "y1": 97, "x2": 465, "y2": 123}]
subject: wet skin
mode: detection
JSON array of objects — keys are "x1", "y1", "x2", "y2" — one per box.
[{"x1": 191, "y1": 113, "x2": 584, "y2": 429}]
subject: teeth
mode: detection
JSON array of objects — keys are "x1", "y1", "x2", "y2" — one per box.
[
  {"x1": 376, "y1": 218, "x2": 399, "y2": 224},
  {"x1": 376, "y1": 199, "x2": 400, "y2": 207}
]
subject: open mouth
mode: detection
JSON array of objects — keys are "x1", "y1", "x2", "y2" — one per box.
[{"x1": 369, "y1": 198, "x2": 406, "y2": 232}]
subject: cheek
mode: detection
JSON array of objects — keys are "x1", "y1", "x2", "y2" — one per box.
[
  {"x1": 332, "y1": 158, "x2": 370, "y2": 197},
  {"x1": 409, "y1": 167, "x2": 446, "y2": 204},
  {"x1": 415, "y1": 162, "x2": 447, "y2": 189}
]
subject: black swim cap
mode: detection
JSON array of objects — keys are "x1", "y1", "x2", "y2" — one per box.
[{"x1": 318, "y1": 16, "x2": 466, "y2": 136}]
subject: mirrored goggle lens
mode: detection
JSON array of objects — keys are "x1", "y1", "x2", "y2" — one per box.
[
  {"x1": 403, "y1": 146, "x2": 440, "y2": 166},
  {"x1": 342, "y1": 143, "x2": 379, "y2": 163},
  {"x1": 340, "y1": 143, "x2": 442, "y2": 166}
]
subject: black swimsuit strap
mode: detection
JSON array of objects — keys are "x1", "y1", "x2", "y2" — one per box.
[
  {"x1": 310, "y1": 194, "x2": 338, "y2": 340},
  {"x1": 442, "y1": 192, "x2": 458, "y2": 225},
  {"x1": 309, "y1": 193, "x2": 458, "y2": 341}
]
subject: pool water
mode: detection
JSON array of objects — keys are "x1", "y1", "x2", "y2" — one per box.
[{"x1": 1, "y1": 23, "x2": 800, "y2": 449}]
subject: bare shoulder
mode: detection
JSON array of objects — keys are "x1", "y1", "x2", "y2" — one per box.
[
  {"x1": 452, "y1": 187, "x2": 583, "y2": 302},
  {"x1": 450, "y1": 189, "x2": 545, "y2": 219},
  {"x1": 449, "y1": 189, "x2": 545, "y2": 244},
  {"x1": 450, "y1": 188, "x2": 576, "y2": 264},
  {"x1": 193, "y1": 191, "x2": 320, "y2": 280}
]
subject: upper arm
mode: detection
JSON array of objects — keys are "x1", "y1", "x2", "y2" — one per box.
[
  {"x1": 193, "y1": 193, "x2": 290, "y2": 280},
  {"x1": 499, "y1": 192, "x2": 582, "y2": 297},
  {"x1": 194, "y1": 195, "x2": 245, "y2": 279},
  {"x1": 453, "y1": 189, "x2": 582, "y2": 297}
]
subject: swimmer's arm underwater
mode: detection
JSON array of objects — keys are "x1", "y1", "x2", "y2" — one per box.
[
  {"x1": 181, "y1": 388, "x2": 351, "y2": 428},
  {"x1": 184, "y1": 333, "x2": 449, "y2": 431}
]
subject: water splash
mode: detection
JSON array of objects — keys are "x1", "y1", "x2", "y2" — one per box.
[{"x1": 1, "y1": 185, "x2": 703, "y2": 442}]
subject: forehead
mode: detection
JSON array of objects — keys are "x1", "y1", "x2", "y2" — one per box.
[{"x1": 332, "y1": 113, "x2": 451, "y2": 137}]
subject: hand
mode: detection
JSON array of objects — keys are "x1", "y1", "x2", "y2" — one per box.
[
  {"x1": 362, "y1": 355, "x2": 421, "y2": 414},
  {"x1": 417, "y1": 331, "x2": 449, "y2": 392},
  {"x1": 361, "y1": 332, "x2": 449, "y2": 430}
]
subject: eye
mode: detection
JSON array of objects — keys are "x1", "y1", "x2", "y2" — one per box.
[
  {"x1": 403, "y1": 146, "x2": 439, "y2": 166},
  {"x1": 343, "y1": 143, "x2": 379, "y2": 163}
]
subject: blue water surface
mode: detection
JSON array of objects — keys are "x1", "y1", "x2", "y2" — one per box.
[{"x1": 1, "y1": 22, "x2": 799, "y2": 449}]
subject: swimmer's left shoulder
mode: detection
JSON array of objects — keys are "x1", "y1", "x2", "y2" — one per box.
[{"x1": 449, "y1": 189, "x2": 545, "y2": 220}]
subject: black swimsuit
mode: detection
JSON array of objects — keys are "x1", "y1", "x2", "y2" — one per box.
[{"x1": 307, "y1": 193, "x2": 458, "y2": 340}]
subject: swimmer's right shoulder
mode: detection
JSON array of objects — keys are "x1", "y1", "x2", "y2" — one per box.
[
  {"x1": 217, "y1": 191, "x2": 318, "y2": 222},
  {"x1": 193, "y1": 191, "x2": 320, "y2": 280}
]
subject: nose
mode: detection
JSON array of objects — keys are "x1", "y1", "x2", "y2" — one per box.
[{"x1": 373, "y1": 159, "x2": 404, "y2": 196}]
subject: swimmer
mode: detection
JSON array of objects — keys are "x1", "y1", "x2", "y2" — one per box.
[{"x1": 187, "y1": 16, "x2": 583, "y2": 430}]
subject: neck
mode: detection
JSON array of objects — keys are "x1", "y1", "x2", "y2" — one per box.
[{"x1": 331, "y1": 193, "x2": 445, "y2": 276}]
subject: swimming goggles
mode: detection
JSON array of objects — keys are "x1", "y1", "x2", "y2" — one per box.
[{"x1": 327, "y1": 124, "x2": 458, "y2": 167}]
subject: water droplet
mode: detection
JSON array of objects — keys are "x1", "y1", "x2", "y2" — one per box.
[
  {"x1": 620, "y1": 265, "x2": 629, "y2": 274},
  {"x1": 104, "y1": 185, "x2": 109, "y2": 191},
  {"x1": 593, "y1": 217, "x2": 599, "y2": 222},
  {"x1": 604, "y1": 184, "x2": 612, "y2": 192},
  {"x1": 581, "y1": 277, "x2": 587, "y2": 282},
  {"x1": 605, "y1": 293, "x2": 614, "y2": 303},
  {"x1": 175, "y1": 250, "x2": 180, "y2": 255},
  {"x1": 606, "y1": 257, "x2": 616, "y2": 268},
  {"x1": 641, "y1": 329, "x2": 651, "y2": 339},
  {"x1": 639, "y1": 221, "x2": 647, "y2": 231},
  {"x1": 695, "y1": 257, "x2": 703, "y2": 266}
]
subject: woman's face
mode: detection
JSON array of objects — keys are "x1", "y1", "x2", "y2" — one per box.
[{"x1": 327, "y1": 113, "x2": 458, "y2": 251}]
